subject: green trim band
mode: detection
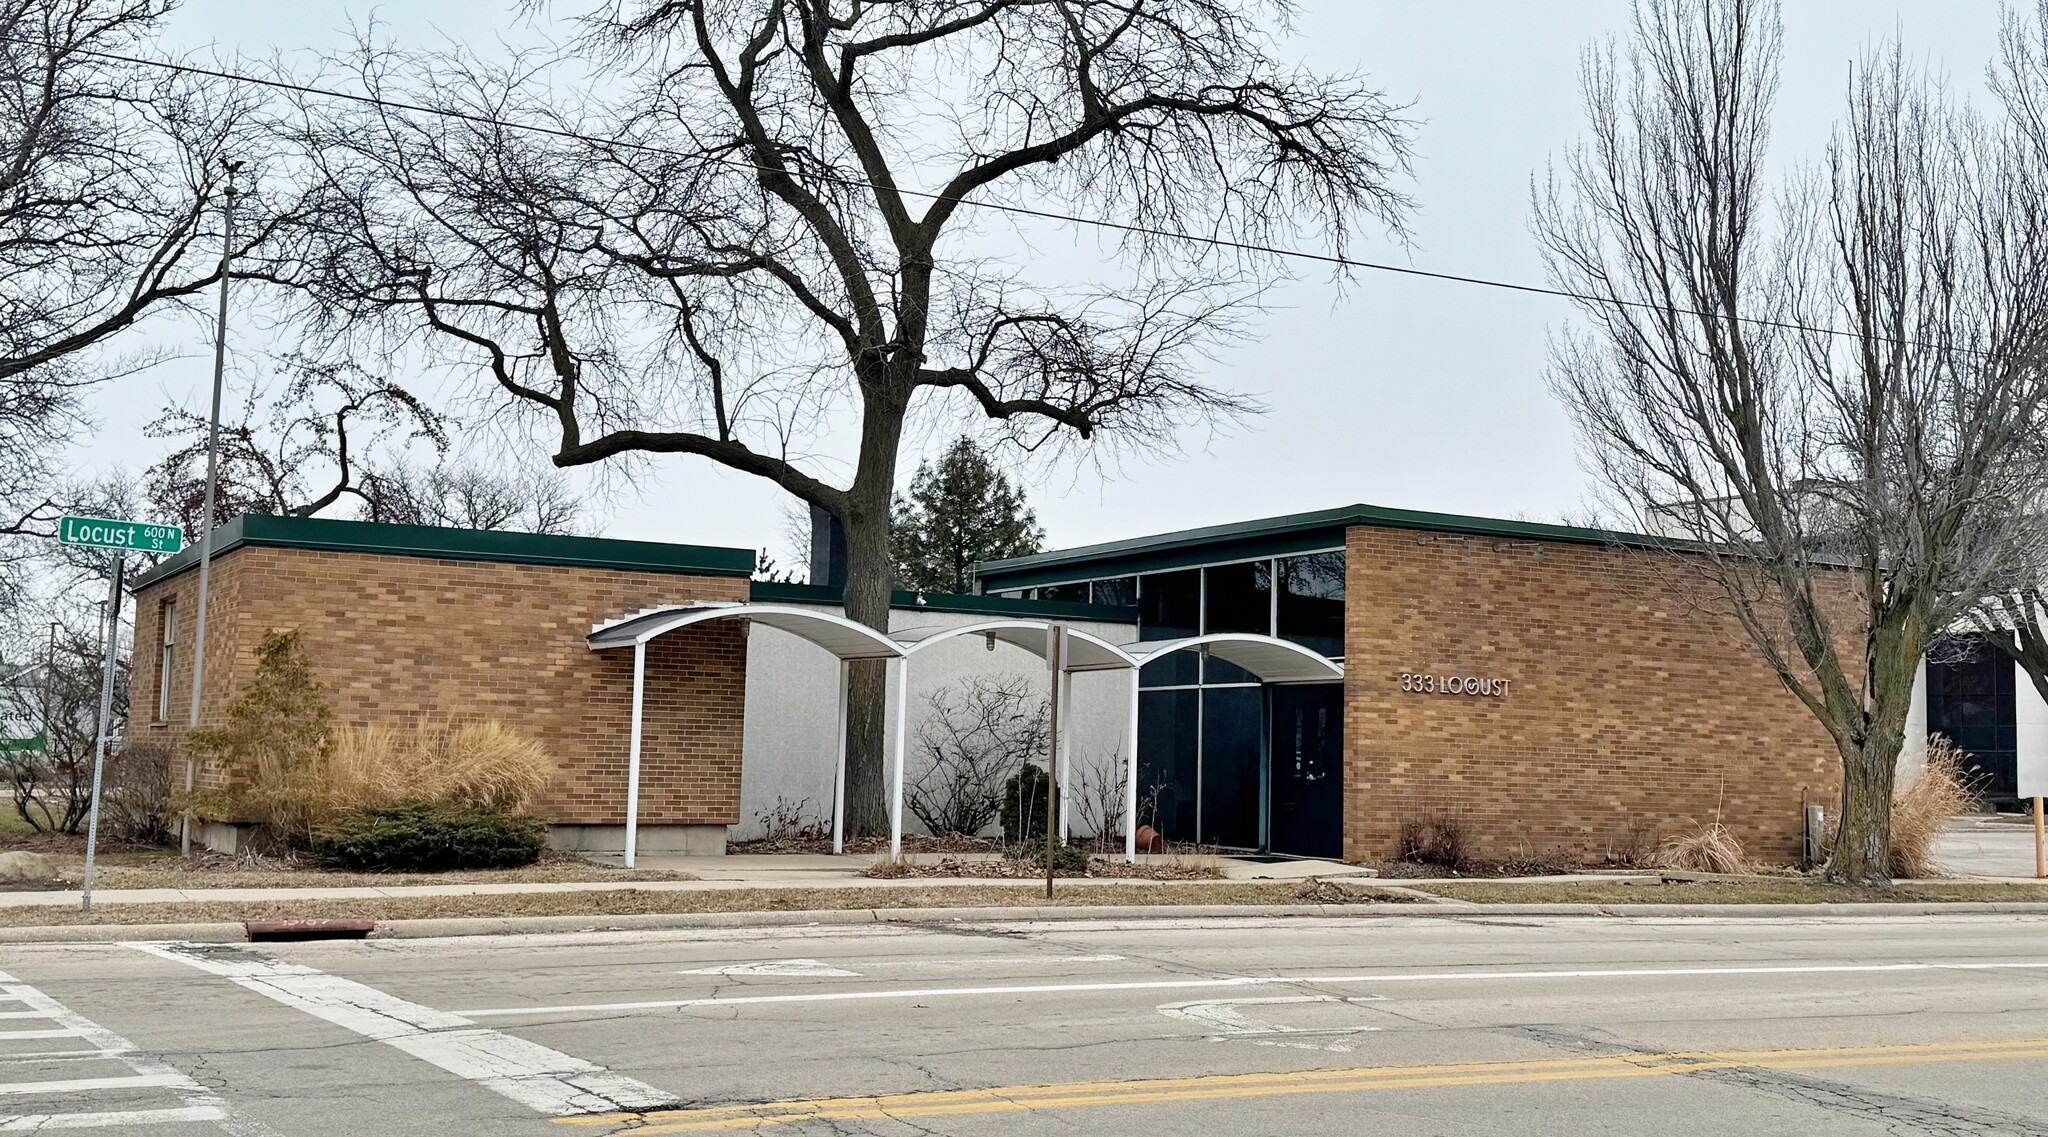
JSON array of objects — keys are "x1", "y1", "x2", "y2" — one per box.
[
  {"x1": 977, "y1": 502, "x2": 1668, "y2": 588},
  {"x1": 749, "y1": 580, "x2": 1137, "y2": 622},
  {"x1": 130, "y1": 514, "x2": 755, "y2": 590}
]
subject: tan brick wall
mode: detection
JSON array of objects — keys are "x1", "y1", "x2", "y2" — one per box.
[
  {"x1": 1342, "y1": 525, "x2": 1858, "y2": 863},
  {"x1": 133, "y1": 546, "x2": 750, "y2": 826}
]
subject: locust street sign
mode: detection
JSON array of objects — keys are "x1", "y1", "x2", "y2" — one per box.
[{"x1": 56, "y1": 516, "x2": 184, "y2": 554}]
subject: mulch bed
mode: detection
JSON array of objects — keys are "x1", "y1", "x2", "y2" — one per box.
[{"x1": 862, "y1": 856, "x2": 1223, "y2": 881}]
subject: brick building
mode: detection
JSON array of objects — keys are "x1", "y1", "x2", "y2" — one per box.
[
  {"x1": 130, "y1": 515, "x2": 754, "y2": 854},
  {"x1": 979, "y1": 504, "x2": 1867, "y2": 863},
  {"x1": 130, "y1": 505, "x2": 1916, "y2": 864}
]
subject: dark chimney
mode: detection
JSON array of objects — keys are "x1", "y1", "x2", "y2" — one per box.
[{"x1": 808, "y1": 504, "x2": 848, "y2": 589}]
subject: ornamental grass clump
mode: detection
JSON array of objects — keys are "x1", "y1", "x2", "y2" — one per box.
[
  {"x1": 1882, "y1": 736, "x2": 1980, "y2": 880},
  {"x1": 1653, "y1": 820, "x2": 1750, "y2": 876},
  {"x1": 324, "y1": 719, "x2": 553, "y2": 813}
]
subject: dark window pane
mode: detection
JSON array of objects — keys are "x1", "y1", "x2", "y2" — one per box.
[
  {"x1": 1138, "y1": 689, "x2": 1200, "y2": 842},
  {"x1": 1200, "y1": 687, "x2": 1263, "y2": 849},
  {"x1": 1278, "y1": 551, "x2": 1346, "y2": 658},
  {"x1": 1039, "y1": 583, "x2": 1088, "y2": 603},
  {"x1": 1927, "y1": 635, "x2": 2018, "y2": 797},
  {"x1": 1138, "y1": 570, "x2": 1200, "y2": 686},
  {"x1": 1090, "y1": 577, "x2": 1137, "y2": 608},
  {"x1": 1202, "y1": 562, "x2": 1269, "y2": 683},
  {"x1": 1204, "y1": 561, "x2": 1272, "y2": 634}
]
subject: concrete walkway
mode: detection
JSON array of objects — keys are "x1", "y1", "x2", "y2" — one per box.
[{"x1": 3, "y1": 820, "x2": 2036, "y2": 911}]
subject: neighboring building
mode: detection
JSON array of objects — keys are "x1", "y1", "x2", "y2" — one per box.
[
  {"x1": 1904, "y1": 639, "x2": 2048, "y2": 805},
  {"x1": 979, "y1": 504, "x2": 1864, "y2": 863}
]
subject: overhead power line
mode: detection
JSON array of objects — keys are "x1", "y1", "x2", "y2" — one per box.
[{"x1": 6, "y1": 36, "x2": 1958, "y2": 351}]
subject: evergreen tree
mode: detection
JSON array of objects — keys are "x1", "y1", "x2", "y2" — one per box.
[{"x1": 892, "y1": 439, "x2": 1044, "y2": 595}]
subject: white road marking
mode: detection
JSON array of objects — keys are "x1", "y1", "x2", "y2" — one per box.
[
  {"x1": 677, "y1": 959, "x2": 859, "y2": 977},
  {"x1": 0, "y1": 1015, "x2": 56, "y2": 1023},
  {"x1": 0, "y1": 969, "x2": 264, "y2": 1133},
  {"x1": 0, "y1": 1075, "x2": 187, "y2": 1097},
  {"x1": 0, "y1": 1106, "x2": 232, "y2": 1132},
  {"x1": 880, "y1": 954, "x2": 1127, "y2": 968},
  {"x1": 1158, "y1": 996, "x2": 1384, "y2": 1053},
  {"x1": 458, "y1": 959, "x2": 2048, "y2": 1018},
  {"x1": 130, "y1": 942, "x2": 677, "y2": 1117}
]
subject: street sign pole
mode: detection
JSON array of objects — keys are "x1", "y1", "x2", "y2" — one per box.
[{"x1": 81, "y1": 554, "x2": 124, "y2": 915}]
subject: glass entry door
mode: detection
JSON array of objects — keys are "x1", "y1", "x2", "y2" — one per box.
[{"x1": 1268, "y1": 684, "x2": 1343, "y2": 858}]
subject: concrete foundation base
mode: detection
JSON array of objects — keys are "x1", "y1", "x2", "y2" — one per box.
[
  {"x1": 196, "y1": 822, "x2": 254, "y2": 855},
  {"x1": 548, "y1": 824, "x2": 727, "y2": 856}
]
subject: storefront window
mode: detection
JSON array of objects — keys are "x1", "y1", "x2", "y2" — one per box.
[
  {"x1": 1278, "y1": 551, "x2": 1345, "y2": 659},
  {"x1": 1089, "y1": 577, "x2": 1137, "y2": 608},
  {"x1": 1927, "y1": 636, "x2": 2018, "y2": 797},
  {"x1": 1202, "y1": 562, "x2": 1269, "y2": 682},
  {"x1": 1038, "y1": 582, "x2": 1089, "y2": 603},
  {"x1": 1199, "y1": 687, "x2": 1263, "y2": 848},
  {"x1": 1138, "y1": 689, "x2": 1200, "y2": 840},
  {"x1": 1138, "y1": 569, "x2": 1200, "y2": 686}
]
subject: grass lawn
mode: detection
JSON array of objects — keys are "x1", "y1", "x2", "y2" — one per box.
[
  {"x1": 0, "y1": 881, "x2": 1412, "y2": 926},
  {"x1": 1414, "y1": 879, "x2": 2048, "y2": 904}
]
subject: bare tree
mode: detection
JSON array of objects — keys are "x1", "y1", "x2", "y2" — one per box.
[
  {"x1": 278, "y1": 1, "x2": 1416, "y2": 833},
  {"x1": 143, "y1": 360, "x2": 448, "y2": 531},
  {"x1": 0, "y1": 0, "x2": 277, "y2": 538},
  {"x1": 357, "y1": 459, "x2": 587, "y2": 534},
  {"x1": 1535, "y1": 0, "x2": 2048, "y2": 883}
]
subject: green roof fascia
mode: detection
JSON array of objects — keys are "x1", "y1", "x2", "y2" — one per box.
[
  {"x1": 749, "y1": 580, "x2": 1137, "y2": 623},
  {"x1": 976, "y1": 503, "x2": 1664, "y2": 589},
  {"x1": 130, "y1": 514, "x2": 755, "y2": 591}
]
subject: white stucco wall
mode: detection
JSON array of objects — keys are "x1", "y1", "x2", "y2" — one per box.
[
  {"x1": 736, "y1": 605, "x2": 1140, "y2": 840},
  {"x1": 2017, "y1": 660, "x2": 2047, "y2": 798}
]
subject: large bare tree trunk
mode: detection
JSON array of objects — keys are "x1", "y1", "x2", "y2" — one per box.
[
  {"x1": 837, "y1": 395, "x2": 906, "y2": 837},
  {"x1": 1828, "y1": 613, "x2": 1922, "y2": 884}
]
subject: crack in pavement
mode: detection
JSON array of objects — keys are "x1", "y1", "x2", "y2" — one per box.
[{"x1": 1507, "y1": 1023, "x2": 2048, "y2": 1135}]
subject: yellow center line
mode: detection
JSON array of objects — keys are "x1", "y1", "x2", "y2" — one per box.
[{"x1": 556, "y1": 1038, "x2": 2048, "y2": 1133}]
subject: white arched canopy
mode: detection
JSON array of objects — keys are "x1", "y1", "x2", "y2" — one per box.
[
  {"x1": 1126, "y1": 633, "x2": 1347, "y2": 685},
  {"x1": 588, "y1": 603, "x2": 906, "y2": 865},
  {"x1": 588, "y1": 604, "x2": 1346, "y2": 868}
]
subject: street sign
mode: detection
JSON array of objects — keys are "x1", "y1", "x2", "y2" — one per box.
[{"x1": 56, "y1": 516, "x2": 183, "y2": 554}]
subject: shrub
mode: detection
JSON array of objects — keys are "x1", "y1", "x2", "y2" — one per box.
[
  {"x1": 183, "y1": 630, "x2": 333, "y2": 847},
  {"x1": 910, "y1": 675, "x2": 1047, "y2": 837},
  {"x1": 312, "y1": 801, "x2": 547, "y2": 872},
  {"x1": 1653, "y1": 820, "x2": 1750, "y2": 875},
  {"x1": 1013, "y1": 841, "x2": 1088, "y2": 873},
  {"x1": 1398, "y1": 808, "x2": 1469, "y2": 871},
  {"x1": 325, "y1": 719, "x2": 553, "y2": 813},
  {"x1": 1001, "y1": 762, "x2": 1055, "y2": 849},
  {"x1": 101, "y1": 743, "x2": 175, "y2": 845},
  {"x1": 1885, "y1": 735, "x2": 1980, "y2": 879}
]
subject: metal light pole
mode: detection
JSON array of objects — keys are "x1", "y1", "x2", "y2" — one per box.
[
  {"x1": 81, "y1": 555, "x2": 125, "y2": 914},
  {"x1": 181, "y1": 163, "x2": 238, "y2": 856}
]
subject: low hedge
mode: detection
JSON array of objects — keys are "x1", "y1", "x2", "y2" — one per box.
[{"x1": 312, "y1": 801, "x2": 547, "y2": 872}]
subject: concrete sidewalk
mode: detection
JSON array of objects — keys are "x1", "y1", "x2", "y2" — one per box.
[{"x1": 2, "y1": 853, "x2": 1598, "y2": 910}]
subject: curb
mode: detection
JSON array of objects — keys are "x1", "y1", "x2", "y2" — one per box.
[{"x1": 3, "y1": 901, "x2": 2047, "y2": 944}]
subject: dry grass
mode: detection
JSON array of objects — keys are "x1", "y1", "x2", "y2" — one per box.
[
  {"x1": 0, "y1": 881, "x2": 1401, "y2": 926},
  {"x1": 1415, "y1": 879, "x2": 2048, "y2": 905},
  {"x1": 325, "y1": 720, "x2": 554, "y2": 813},
  {"x1": 1652, "y1": 821, "x2": 1750, "y2": 875},
  {"x1": 22, "y1": 849, "x2": 694, "y2": 890},
  {"x1": 1888, "y1": 736, "x2": 1980, "y2": 879}
]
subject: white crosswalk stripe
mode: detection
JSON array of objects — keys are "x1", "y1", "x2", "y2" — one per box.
[
  {"x1": 131, "y1": 942, "x2": 678, "y2": 1117},
  {"x1": 0, "y1": 970, "x2": 275, "y2": 1133}
]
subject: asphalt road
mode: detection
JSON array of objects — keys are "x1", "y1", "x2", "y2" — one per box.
[{"x1": 0, "y1": 913, "x2": 2045, "y2": 1135}]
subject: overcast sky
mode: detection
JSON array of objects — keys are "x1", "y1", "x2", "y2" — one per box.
[{"x1": 94, "y1": 1, "x2": 2013, "y2": 565}]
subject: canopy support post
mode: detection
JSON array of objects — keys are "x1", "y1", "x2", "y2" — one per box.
[
  {"x1": 1056, "y1": 664, "x2": 1074, "y2": 842},
  {"x1": 831, "y1": 660, "x2": 849, "y2": 855},
  {"x1": 889, "y1": 656, "x2": 908, "y2": 861},
  {"x1": 1124, "y1": 671, "x2": 1140, "y2": 864},
  {"x1": 625, "y1": 639, "x2": 646, "y2": 870}
]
